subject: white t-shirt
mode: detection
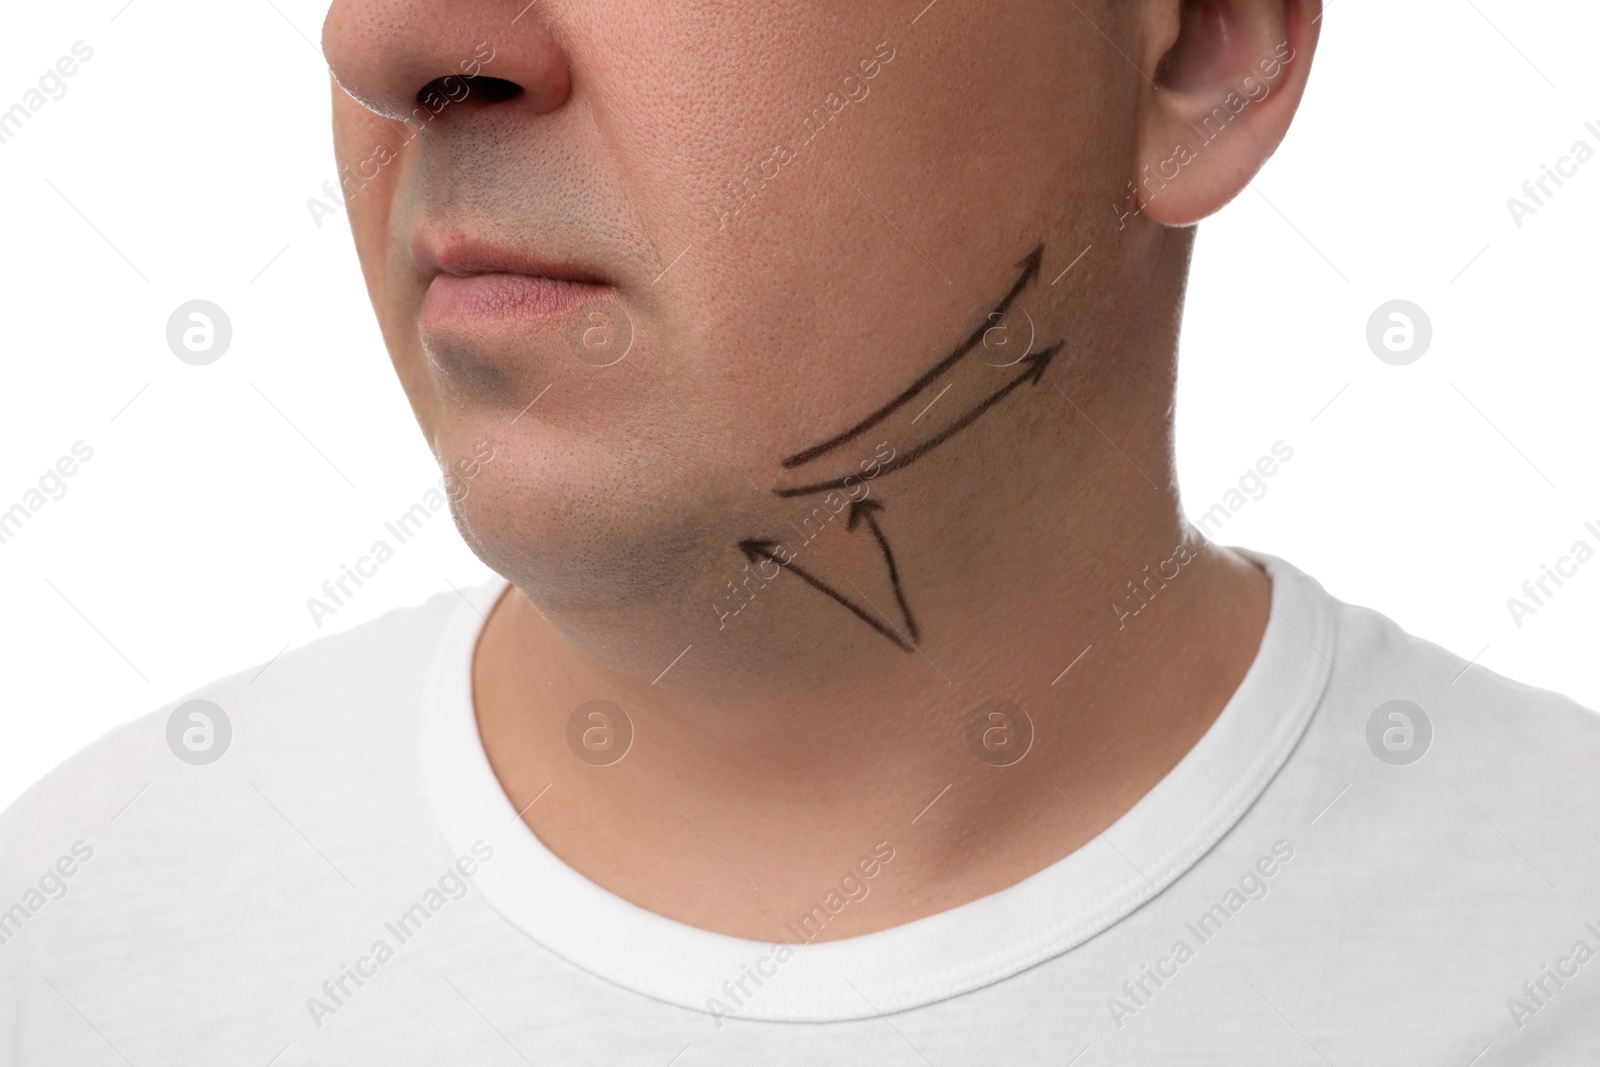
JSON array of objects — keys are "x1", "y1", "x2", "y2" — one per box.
[{"x1": 4, "y1": 554, "x2": 1599, "y2": 1065}]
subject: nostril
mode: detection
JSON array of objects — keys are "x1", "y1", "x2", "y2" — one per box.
[
  {"x1": 418, "y1": 75, "x2": 524, "y2": 107},
  {"x1": 462, "y1": 76, "x2": 525, "y2": 104}
]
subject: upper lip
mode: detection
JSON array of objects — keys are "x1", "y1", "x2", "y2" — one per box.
[{"x1": 413, "y1": 230, "x2": 610, "y2": 286}]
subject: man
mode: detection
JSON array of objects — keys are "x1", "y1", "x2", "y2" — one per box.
[{"x1": 3, "y1": 0, "x2": 1597, "y2": 1063}]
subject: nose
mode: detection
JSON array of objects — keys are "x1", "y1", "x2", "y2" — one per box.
[{"x1": 322, "y1": 0, "x2": 571, "y2": 123}]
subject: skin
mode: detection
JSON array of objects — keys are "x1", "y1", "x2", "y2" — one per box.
[{"x1": 322, "y1": 0, "x2": 1321, "y2": 941}]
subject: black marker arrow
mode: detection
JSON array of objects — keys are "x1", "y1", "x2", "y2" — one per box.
[
  {"x1": 847, "y1": 499, "x2": 919, "y2": 642},
  {"x1": 781, "y1": 244, "x2": 1045, "y2": 470},
  {"x1": 740, "y1": 538, "x2": 915, "y2": 652},
  {"x1": 775, "y1": 341, "x2": 1065, "y2": 499}
]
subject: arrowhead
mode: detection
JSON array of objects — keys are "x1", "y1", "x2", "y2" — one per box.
[
  {"x1": 1017, "y1": 244, "x2": 1045, "y2": 288},
  {"x1": 739, "y1": 539, "x2": 782, "y2": 563},
  {"x1": 1020, "y1": 340, "x2": 1065, "y2": 386},
  {"x1": 847, "y1": 498, "x2": 884, "y2": 530}
]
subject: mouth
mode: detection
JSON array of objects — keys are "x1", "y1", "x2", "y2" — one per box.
[{"x1": 415, "y1": 232, "x2": 615, "y2": 329}]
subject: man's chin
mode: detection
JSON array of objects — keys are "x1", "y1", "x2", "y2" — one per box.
[{"x1": 448, "y1": 473, "x2": 715, "y2": 613}]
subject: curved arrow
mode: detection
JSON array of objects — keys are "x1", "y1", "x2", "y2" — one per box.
[
  {"x1": 775, "y1": 341, "x2": 1064, "y2": 499},
  {"x1": 780, "y1": 244, "x2": 1045, "y2": 470},
  {"x1": 739, "y1": 538, "x2": 915, "y2": 652}
]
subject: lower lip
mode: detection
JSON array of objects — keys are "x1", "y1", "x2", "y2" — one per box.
[{"x1": 421, "y1": 272, "x2": 611, "y2": 328}]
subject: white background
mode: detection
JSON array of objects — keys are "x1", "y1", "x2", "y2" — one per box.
[{"x1": 1, "y1": 0, "x2": 1595, "y2": 811}]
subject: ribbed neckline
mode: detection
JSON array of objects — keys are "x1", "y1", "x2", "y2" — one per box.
[{"x1": 421, "y1": 552, "x2": 1334, "y2": 1021}]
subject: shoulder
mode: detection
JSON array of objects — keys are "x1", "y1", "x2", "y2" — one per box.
[
  {"x1": 0, "y1": 579, "x2": 503, "y2": 880},
  {"x1": 1254, "y1": 554, "x2": 1600, "y2": 835},
  {"x1": 1284, "y1": 568, "x2": 1600, "y2": 859},
  {"x1": 1330, "y1": 591, "x2": 1600, "y2": 758}
]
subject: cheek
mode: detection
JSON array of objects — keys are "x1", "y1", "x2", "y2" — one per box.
[
  {"x1": 332, "y1": 94, "x2": 442, "y2": 429},
  {"x1": 566, "y1": 6, "x2": 1108, "y2": 473},
  {"x1": 331, "y1": 95, "x2": 408, "y2": 285}
]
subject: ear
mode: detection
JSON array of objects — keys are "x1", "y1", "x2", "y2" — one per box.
[{"x1": 1127, "y1": 0, "x2": 1321, "y2": 226}]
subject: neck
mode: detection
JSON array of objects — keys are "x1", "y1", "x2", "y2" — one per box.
[{"x1": 471, "y1": 232, "x2": 1273, "y2": 940}]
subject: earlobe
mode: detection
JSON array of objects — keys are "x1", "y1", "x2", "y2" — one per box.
[{"x1": 1126, "y1": 0, "x2": 1320, "y2": 227}]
